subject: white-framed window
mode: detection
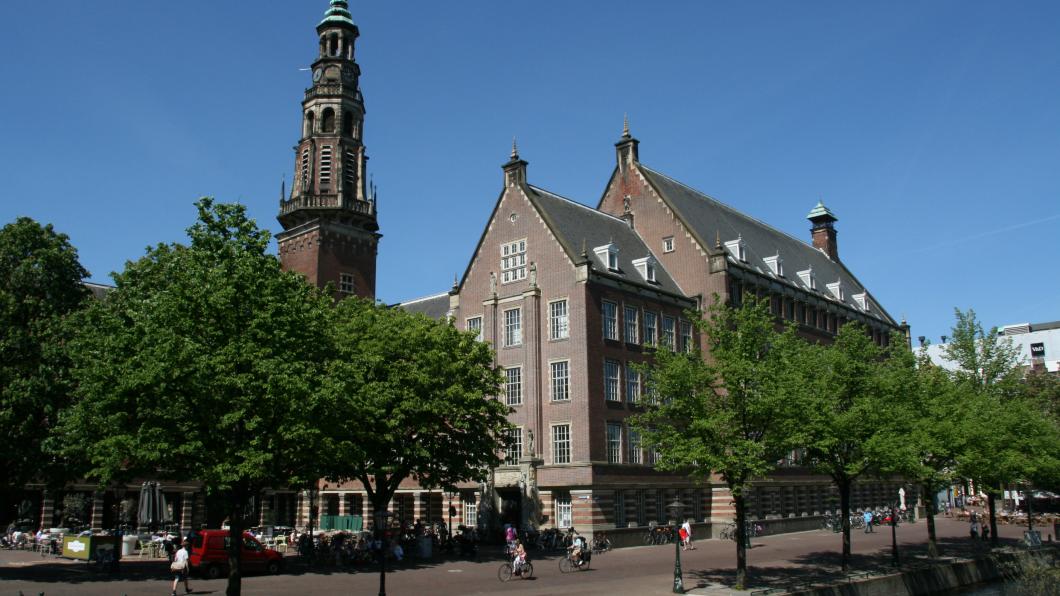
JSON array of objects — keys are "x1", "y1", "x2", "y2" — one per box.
[
  {"x1": 607, "y1": 423, "x2": 622, "y2": 464},
  {"x1": 550, "y1": 360, "x2": 570, "y2": 401},
  {"x1": 624, "y1": 305, "x2": 639, "y2": 344},
  {"x1": 501, "y1": 239, "x2": 527, "y2": 284},
  {"x1": 463, "y1": 493, "x2": 478, "y2": 528},
  {"x1": 626, "y1": 364, "x2": 640, "y2": 404},
  {"x1": 603, "y1": 300, "x2": 618, "y2": 340},
  {"x1": 662, "y1": 316, "x2": 676, "y2": 350},
  {"x1": 680, "y1": 320, "x2": 693, "y2": 353},
  {"x1": 552, "y1": 424, "x2": 571, "y2": 464},
  {"x1": 648, "y1": 445, "x2": 660, "y2": 465},
  {"x1": 504, "y1": 427, "x2": 522, "y2": 465},
  {"x1": 594, "y1": 243, "x2": 619, "y2": 271},
  {"x1": 339, "y1": 273, "x2": 355, "y2": 294},
  {"x1": 628, "y1": 428, "x2": 642, "y2": 464},
  {"x1": 503, "y1": 308, "x2": 522, "y2": 347},
  {"x1": 555, "y1": 495, "x2": 572, "y2": 528},
  {"x1": 644, "y1": 312, "x2": 657, "y2": 347},
  {"x1": 663, "y1": 237, "x2": 674, "y2": 253},
  {"x1": 466, "y1": 316, "x2": 483, "y2": 341},
  {"x1": 645, "y1": 372, "x2": 659, "y2": 405},
  {"x1": 605, "y1": 359, "x2": 621, "y2": 401},
  {"x1": 319, "y1": 145, "x2": 333, "y2": 185},
  {"x1": 504, "y1": 367, "x2": 522, "y2": 406},
  {"x1": 549, "y1": 299, "x2": 569, "y2": 340}
]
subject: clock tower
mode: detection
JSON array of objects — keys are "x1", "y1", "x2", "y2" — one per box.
[{"x1": 277, "y1": 0, "x2": 378, "y2": 299}]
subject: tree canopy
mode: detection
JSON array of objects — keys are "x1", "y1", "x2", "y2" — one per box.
[
  {"x1": 53, "y1": 199, "x2": 334, "y2": 596},
  {"x1": 0, "y1": 217, "x2": 90, "y2": 501},
  {"x1": 318, "y1": 297, "x2": 510, "y2": 516},
  {"x1": 633, "y1": 295, "x2": 804, "y2": 589}
]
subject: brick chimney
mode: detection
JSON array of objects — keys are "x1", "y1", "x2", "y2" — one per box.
[{"x1": 807, "y1": 200, "x2": 839, "y2": 261}]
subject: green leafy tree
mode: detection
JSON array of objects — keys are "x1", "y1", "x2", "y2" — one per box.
[
  {"x1": 896, "y1": 346, "x2": 969, "y2": 558},
  {"x1": 0, "y1": 217, "x2": 90, "y2": 509},
  {"x1": 798, "y1": 323, "x2": 911, "y2": 571},
  {"x1": 53, "y1": 199, "x2": 334, "y2": 596},
  {"x1": 318, "y1": 297, "x2": 510, "y2": 594},
  {"x1": 944, "y1": 308, "x2": 1026, "y2": 546},
  {"x1": 633, "y1": 295, "x2": 804, "y2": 589}
]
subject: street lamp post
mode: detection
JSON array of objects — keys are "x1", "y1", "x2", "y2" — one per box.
[
  {"x1": 667, "y1": 499, "x2": 685, "y2": 594},
  {"x1": 890, "y1": 502, "x2": 899, "y2": 567},
  {"x1": 302, "y1": 487, "x2": 318, "y2": 564}
]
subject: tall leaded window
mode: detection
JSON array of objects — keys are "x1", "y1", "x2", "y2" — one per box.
[
  {"x1": 504, "y1": 367, "x2": 522, "y2": 406},
  {"x1": 628, "y1": 427, "x2": 642, "y2": 464},
  {"x1": 503, "y1": 308, "x2": 522, "y2": 347},
  {"x1": 644, "y1": 311, "x2": 657, "y2": 347},
  {"x1": 550, "y1": 361, "x2": 570, "y2": 401},
  {"x1": 501, "y1": 239, "x2": 527, "y2": 284},
  {"x1": 662, "y1": 316, "x2": 676, "y2": 350},
  {"x1": 552, "y1": 424, "x2": 571, "y2": 464},
  {"x1": 607, "y1": 423, "x2": 622, "y2": 463},
  {"x1": 602, "y1": 301, "x2": 618, "y2": 340},
  {"x1": 466, "y1": 316, "x2": 483, "y2": 341},
  {"x1": 604, "y1": 359, "x2": 621, "y2": 401},
  {"x1": 626, "y1": 364, "x2": 640, "y2": 404},
  {"x1": 549, "y1": 299, "x2": 569, "y2": 340},
  {"x1": 556, "y1": 495, "x2": 572, "y2": 528},
  {"x1": 463, "y1": 493, "x2": 478, "y2": 528},
  {"x1": 504, "y1": 427, "x2": 522, "y2": 465},
  {"x1": 624, "y1": 305, "x2": 639, "y2": 344},
  {"x1": 680, "y1": 320, "x2": 693, "y2": 353}
]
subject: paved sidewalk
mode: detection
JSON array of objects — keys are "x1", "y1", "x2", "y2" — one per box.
[{"x1": 0, "y1": 514, "x2": 1046, "y2": 595}]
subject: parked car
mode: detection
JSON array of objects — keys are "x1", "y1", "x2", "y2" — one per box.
[{"x1": 188, "y1": 530, "x2": 283, "y2": 579}]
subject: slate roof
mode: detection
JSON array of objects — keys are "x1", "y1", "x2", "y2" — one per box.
[
  {"x1": 527, "y1": 185, "x2": 687, "y2": 299},
  {"x1": 638, "y1": 165, "x2": 896, "y2": 325},
  {"x1": 397, "y1": 292, "x2": 450, "y2": 320}
]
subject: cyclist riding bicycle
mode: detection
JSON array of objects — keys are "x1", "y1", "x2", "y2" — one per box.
[
  {"x1": 512, "y1": 541, "x2": 528, "y2": 575},
  {"x1": 568, "y1": 530, "x2": 586, "y2": 566}
]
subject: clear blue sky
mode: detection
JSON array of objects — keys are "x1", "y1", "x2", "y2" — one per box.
[{"x1": 1, "y1": 1, "x2": 1057, "y2": 343}]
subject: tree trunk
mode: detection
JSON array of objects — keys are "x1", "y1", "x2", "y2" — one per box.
[
  {"x1": 924, "y1": 483, "x2": 938, "y2": 558},
  {"x1": 371, "y1": 489, "x2": 394, "y2": 596},
  {"x1": 987, "y1": 492, "x2": 999, "y2": 548},
  {"x1": 226, "y1": 487, "x2": 247, "y2": 596},
  {"x1": 734, "y1": 493, "x2": 747, "y2": 590},
  {"x1": 838, "y1": 478, "x2": 851, "y2": 571}
]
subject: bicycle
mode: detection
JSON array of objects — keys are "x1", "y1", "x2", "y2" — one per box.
[
  {"x1": 558, "y1": 548, "x2": 591, "y2": 573},
  {"x1": 498, "y1": 559, "x2": 534, "y2": 582},
  {"x1": 720, "y1": 522, "x2": 738, "y2": 541},
  {"x1": 590, "y1": 532, "x2": 612, "y2": 554}
]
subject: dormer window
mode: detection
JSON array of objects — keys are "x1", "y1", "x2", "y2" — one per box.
[
  {"x1": 853, "y1": 292, "x2": 869, "y2": 312},
  {"x1": 763, "y1": 253, "x2": 784, "y2": 277},
  {"x1": 826, "y1": 280, "x2": 844, "y2": 301},
  {"x1": 632, "y1": 256, "x2": 658, "y2": 283},
  {"x1": 723, "y1": 235, "x2": 747, "y2": 262},
  {"x1": 594, "y1": 243, "x2": 619, "y2": 271},
  {"x1": 797, "y1": 267, "x2": 816, "y2": 290}
]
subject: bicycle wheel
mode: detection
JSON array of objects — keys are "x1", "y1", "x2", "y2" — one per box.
[
  {"x1": 498, "y1": 562, "x2": 513, "y2": 582},
  {"x1": 559, "y1": 556, "x2": 572, "y2": 573},
  {"x1": 602, "y1": 538, "x2": 612, "y2": 552},
  {"x1": 523, "y1": 562, "x2": 534, "y2": 579}
]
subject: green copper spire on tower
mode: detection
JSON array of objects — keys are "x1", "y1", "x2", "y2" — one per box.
[
  {"x1": 806, "y1": 200, "x2": 836, "y2": 222},
  {"x1": 319, "y1": 0, "x2": 355, "y2": 28}
]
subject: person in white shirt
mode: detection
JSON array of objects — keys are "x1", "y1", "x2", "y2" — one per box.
[
  {"x1": 681, "y1": 520, "x2": 695, "y2": 550},
  {"x1": 170, "y1": 539, "x2": 192, "y2": 596}
]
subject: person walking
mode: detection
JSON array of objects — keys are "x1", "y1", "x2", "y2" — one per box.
[
  {"x1": 681, "y1": 519, "x2": 695, "y2": 550},
  {"x1": 169, "y1": 538, "x2": 192, "y2": 596},
  {"x1": 863, "y1": 510, "x2": 874, "y2": 533},
  {"x1": 969, "y1": 512, "x2": 980, "y2": 541}
]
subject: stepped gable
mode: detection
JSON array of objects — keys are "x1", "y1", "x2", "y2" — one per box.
[
  {"x1": 639, "y1": 165, "x2": 895, "y2": 325},
  {"x1": 526, "y1": 185, "x2": 685, "y2": 297}
]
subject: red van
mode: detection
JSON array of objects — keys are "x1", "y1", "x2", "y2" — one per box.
[{"x1": 188, "y1": 530, "x2": 284, "y2": 579}]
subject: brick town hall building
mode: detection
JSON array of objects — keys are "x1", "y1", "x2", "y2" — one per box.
[{"x1": 266, "y1": 1, "x2": 916, "y2": 540}]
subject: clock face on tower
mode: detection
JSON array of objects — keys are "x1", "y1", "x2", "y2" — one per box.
[{"x1": 313, "y1": 68, "x2": 323, "y2": 83}]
